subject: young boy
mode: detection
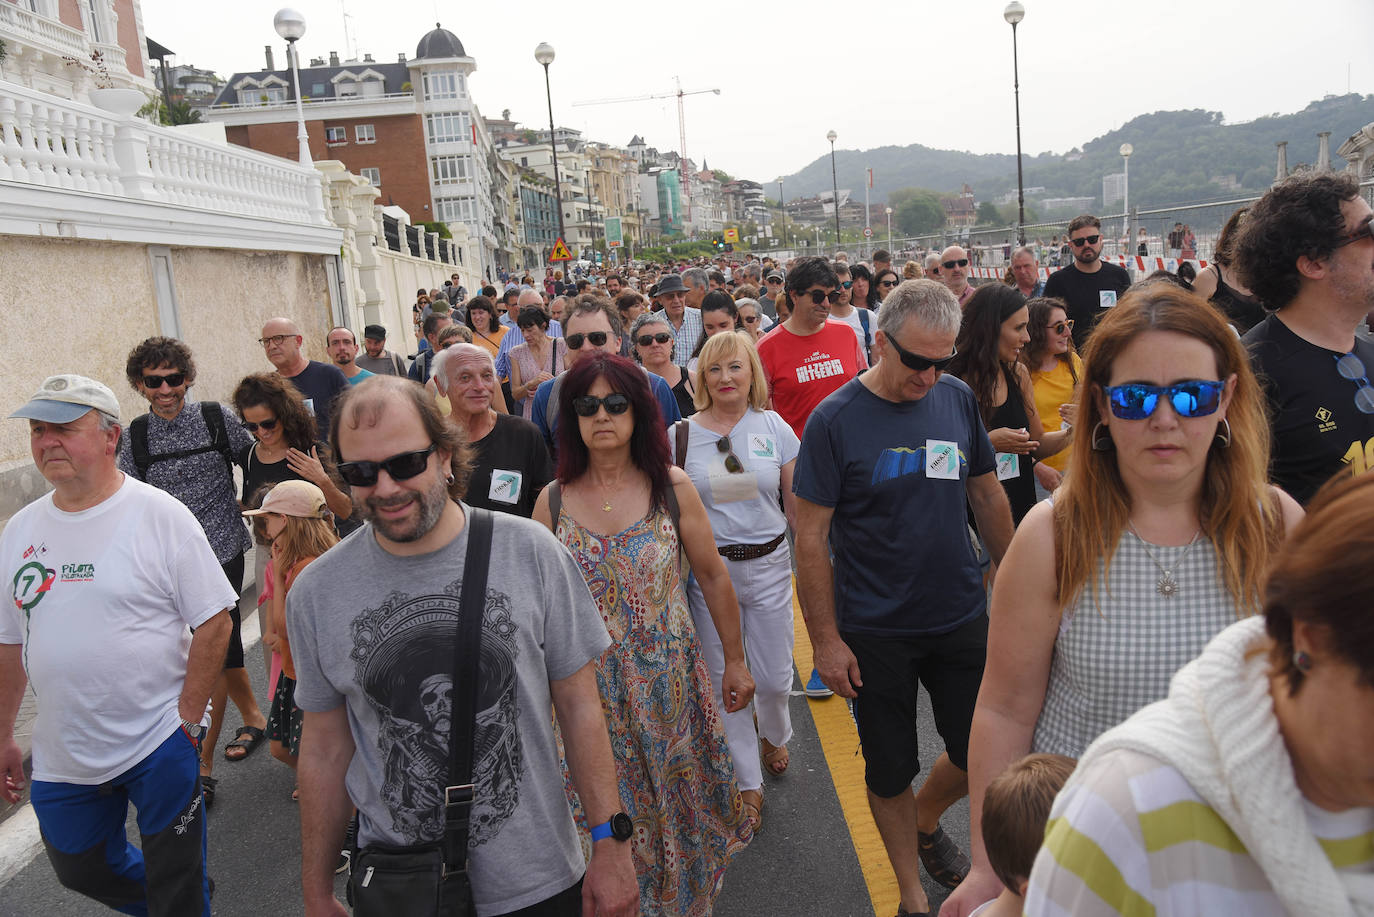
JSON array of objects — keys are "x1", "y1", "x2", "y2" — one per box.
[{"x1": 973, "y1": 753, "x2": 1076, "y2": 916}]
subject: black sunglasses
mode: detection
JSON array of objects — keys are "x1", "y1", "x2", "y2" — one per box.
[
  {"x1": 142, "y1": 372, "x2": 186, "y2": 389},
  {"x1": 742, "y1": 315, "x2": 759, "y2": 324},
  {"x1": 800, "y1": 289, "x2": 842, "y2": 305},
  {"x1": 1334, "y1": 220, "x2": 1374, "y2": 249},
  {"x1": 566, "y1": 331, "x2": 611, "y2": 350},
  {"x1": 636, "y1": 332, "x2": 673, "y2": 346},
  {"x1": 1070, "y1": 234, "x2": 1102, "y2": 247},
  {"x1": 942, "y1": 258, "x2": 969, "y2": 269},
  {"x1": 716, "y1": 435, "x2": 744, "y2": 474},
  {"x1": 878, "y1": 279, "x2": 898, "y2": 288},
  {"x1": 884, "y1": 334, "x2": 958, "y2": 372},
  {"x1": 336, "y1": 444, "x2": 438, "y2": 487},
  {"x1": 241, "y1": 417, "x2": 279, "y2": 433},
  {"x1": 572, "y1": 393, "x2": 632, "y2": 417}
]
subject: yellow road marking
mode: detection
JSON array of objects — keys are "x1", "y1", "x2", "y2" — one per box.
[{"x1": 792, "y1": 590, "x2": 900, "y2": 917}]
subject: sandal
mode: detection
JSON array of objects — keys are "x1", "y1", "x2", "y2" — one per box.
[
  {"x1": 740, "y1": 789, "x2": 762, "y2": 833},
  {"x1": 917, "y1": 824, "x2": 969, "y2": 890},
  {"x1": 761, "y1": 740, "x2": 789, "y2": 776},
  {"x1": 224, "y1": 725, "x2": 265, "y2": 761},
  {"x1": 200, "y1": 775, "x2": 217, "y2": 810}
]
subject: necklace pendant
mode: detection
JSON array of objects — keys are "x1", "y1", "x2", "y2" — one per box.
[
  {"x1": 1157, "y1": 572, "x2": 1178, "y2": 597},
  {"x1": 601, "y1": 500, "x2": 613, "y2": 513}
]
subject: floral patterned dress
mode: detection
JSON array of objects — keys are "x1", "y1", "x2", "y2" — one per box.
[{"x1": 557, "y1": 502, "x2": 751, "y2": 916}]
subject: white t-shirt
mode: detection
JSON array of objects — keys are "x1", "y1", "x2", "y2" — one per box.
[
  {"x1": 678, "y1": 409, "x2": 800, "y2": 544},
  {"x1": 0, "y1": 476, "x2": 235, "y2": 784},
  {"x1": 830, "y1": 308, "x2": 874, "y2": 363}
]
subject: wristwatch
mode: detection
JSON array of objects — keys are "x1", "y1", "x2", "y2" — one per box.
[
  {"x1": 589, "y1": 812, "x2": 633, "y2": 842},
  {"x1": 182, "y1": 720, "x2": 206, "y2": 742}
]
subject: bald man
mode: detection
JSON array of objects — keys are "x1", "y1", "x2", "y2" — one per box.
[
  {"x1": 259, "y1": 317, "x2": 349, "y2": 437},
  {"x1": 494, "y1": 288, "x2": 563, "y2": 383},
  {"x1": 938, "y1": 246, "x2": 975, "y2": 307}
]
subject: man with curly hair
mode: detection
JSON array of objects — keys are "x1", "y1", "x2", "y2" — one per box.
[{"x1": 1237, "y1": 172, "x2": 1374, "y2": 505}]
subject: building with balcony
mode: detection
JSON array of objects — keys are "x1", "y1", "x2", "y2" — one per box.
[{"x1": 0, "y1": 0, "x2": 154, "y2": 101}]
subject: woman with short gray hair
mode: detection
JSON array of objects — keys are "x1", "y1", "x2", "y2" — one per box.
[{"x1": 631, "y1": 311, "x2": 696, "y2": 418}]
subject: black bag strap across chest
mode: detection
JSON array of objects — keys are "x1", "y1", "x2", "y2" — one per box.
[{"x1": 129, "y1": 402, "x2": 234, "y2": 479}]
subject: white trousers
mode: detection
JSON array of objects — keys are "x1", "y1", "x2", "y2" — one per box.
[{"x1": 687, "y1": 542, "x2": 796, "y2": 793}]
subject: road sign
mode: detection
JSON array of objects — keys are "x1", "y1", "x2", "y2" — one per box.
[
  {"x1": 724, "y1": 227, "x2": 739, "y2": 243},
  {"x1": 549, "y1": 238, "x2": 572, "y2": 262},
  {"x1": 863, "y1": 227, "x2": 873, "y2": 238},
  {"x1": 604, "y1": 217, "x2": 623, "y2": 249}
]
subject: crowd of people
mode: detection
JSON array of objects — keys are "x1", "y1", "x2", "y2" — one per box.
[{"x1": 1, "y1": 171, "x2": 1372, "y2": 917}]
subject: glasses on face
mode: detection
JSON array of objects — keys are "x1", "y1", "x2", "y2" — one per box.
[
  {"x1": 572, "y1": 393, "x2": 632, "y2": 417},
  {"x1": 1103, "y1": 381, "x2": 1225, "y2": 420},
  {"x1": 716, "y1": 435, "x2": 744, "y2": 474},
  {"x1": 878, "y1": 279, "x2": 898, "y2": 288},
  {"x1": 884, "y1": 334, "x2": 958, "y2": 372},
  {"x1": 241, "y1": 417, "x2": 279, "y2": 433},
  {"x1": 1049, "y1": 319, "x2": 1076, "y2": 335},
  {"x1": 1333, "y1": 220, "x2": 1374, "y2": 249},
  {"x1": 336, "y1": 444, "x2": 438, "y2": 487},
  {"x1": 1070, "y1": 234, "x2": 1102, "y2": 247},
  {"x1": 942, "y1": 259, "x2": 969, "y2": 270},
  {"x1": 142, "y1": 372, "x2": 186, "y2": 389},
  {"x1": 636, "y1": 332, "x2": 673, "y2": 347},
  {"x1": 1334, "y1": 352, "x2": 1374, "y2": 414},
  {"x1": 840, "y1": 280, "x2": 853, "y2": 289},
  {"x1": 742, "y1": 315, "x2": 760, "y2": 324},
  {"x1": 565, "y1": 331, "x2": 610, "y2": 350},
  {"x1": 801, "y1": 289, "x2": 842, "y2": 305},
  {"x1": 258, "y1": 334, "x2": 292, "y2": 347}
]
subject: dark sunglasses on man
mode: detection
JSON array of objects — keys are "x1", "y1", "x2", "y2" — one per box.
[
  {"x1": 337, "y1": 444, "x2": 438, "y2": 487},
  {"x1": 884, "y1": 333, "x2": 958, "y2": 372},
  {"x1": 799, "y1": 289, "x2": 842, "y2": 305},
  {"x1": 942, "y1": 259, "x2": 969, "y2": 270},
  {"x1": 566, "y1": 332, "x2": 610, "y2": 350},
  {"x1": 1070, "y1": 234, "x2": 1101, "y2": 247},
  {"x1": 142, "y1": 373, "x2": 186, "y2": 389}
]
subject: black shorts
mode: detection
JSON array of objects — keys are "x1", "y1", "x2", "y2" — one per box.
[
  {"x1": 220, "y1": 553, "x2": 246, "y2": 670},
  {"x1": 845, "y1": 613, "x2": 988, "y2": 797}
]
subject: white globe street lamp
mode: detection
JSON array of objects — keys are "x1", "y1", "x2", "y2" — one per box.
[{"x1": 273, "y1": 8, "x2": 310, "y2": 165}]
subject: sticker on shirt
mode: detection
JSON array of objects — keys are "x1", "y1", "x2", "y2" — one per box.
[
  {"x1": 748, "y1": 434, "x2": 776, "y2": 460},
  {"x1": 488, "y1": 470, "x2": 522, "y2": 505},
  {"x1": 303, "y1": 397, "x2": 315, "y2": 416},
  {"x1": 995, "y1": 452, "x2": 1020, "y2": 481},
  {"x1": 925, "y1": 440, "x2": 962, "y2": 480},
  {"x1": 1099, "y1": 290, "x2": 1117, "y2": 309}
]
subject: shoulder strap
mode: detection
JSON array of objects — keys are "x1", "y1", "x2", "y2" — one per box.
[
  {"x1": 673, "y1": 420, "x2": 689, "y2": 469},
  {"x1": 546, "y1": 482, "x2": 562, "y2": 532},
  {"x1": 201, "y1": 402, "x2": 234, "y2": 475},
  {"x1": 662, "y1": 480, "x2": 682, "y2": 538},
  {"x1": 130, "y1": 414, "x2": 152, "y2": 479},
  {"x1": 391, "y1": 351, "x2": 406, "y2": 375},
  {"x1": 444, "y1": 506, "x2": 494, "y2": 874}
]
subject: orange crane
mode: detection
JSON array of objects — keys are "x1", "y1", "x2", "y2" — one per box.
[{"x1": 573, "y1": 78, "x2": 720, "y2": 232}]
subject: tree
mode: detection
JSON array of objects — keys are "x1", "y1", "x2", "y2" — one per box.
[
  {"x1": 712, "y1": 169, "x2": 734, "y2": 183},
  {"x1": 890, "y1": 187, "x2": 946, "y2": 235},
  {"x1": 976, "y1": 201, "x2": 1002, "y2": 226}
]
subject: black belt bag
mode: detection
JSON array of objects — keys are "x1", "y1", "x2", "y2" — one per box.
[
  {"x1": 347, "y1": 508, "x2": 494, "y2": 917},
  {"x1": 718, "y1": 532, "x2": 786, "y2": 562}
]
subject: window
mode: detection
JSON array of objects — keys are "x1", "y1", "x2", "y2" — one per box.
[
  {"x1": 336, "y1": 80, "x2": 358, "y2": 98},
  {"x1": 238, "y1": 86, "x2": 287, "y2": 105},
  {"x1": 435, "y1": 197, "x2": 476, "y2": 224},
  {"x1": 84, "y1": 0, "x2": 103, "y2": 42},
  {"x1": 325, "y1": 126, "x2": 347, "y2": 144},
  {"x1": 360, "y1": 168, "x2": 381, "y2": 187},
  {"x1": 356, "y1": 124, "x2": 376, "y2": 143},
  {"x1": 423, "y1": 72, "x2": 458, "y2": 101},
  {"x1": 430, "y1": 155, "x2": 471, "y2": 185},
  {"x1": 311, "y1": 82, "x2": 325, "y2": 96},
  {"x1": 426, "y1": 112, "x2": 472, "y2": 144},
  {"x1": 360, "y1": 80, "x2": 383, "y2": 98}
]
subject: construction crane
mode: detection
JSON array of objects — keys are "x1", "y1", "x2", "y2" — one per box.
[{"x1": 574, "y1": 78, "x2": 720, "y2": 232}]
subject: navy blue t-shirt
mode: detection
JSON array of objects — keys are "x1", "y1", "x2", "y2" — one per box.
[
  {"x1": 794, "y1": 375, "x2": 996, "y2": 637},
  {"x1": 283, "y1": 360, "x2": 350, "y2": 440}
]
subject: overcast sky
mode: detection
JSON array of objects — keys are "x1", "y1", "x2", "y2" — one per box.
[{"x1": 143, "y1": 0, "x2": 1374, "y2": 186}]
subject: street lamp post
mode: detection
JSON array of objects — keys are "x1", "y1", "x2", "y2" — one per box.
[
  {"x1": 885, "y1": 206, "x2": 893, "y2": 252},
  {"x1": 1003, "y1": 1, "x2": 1025, "y2": 245},
  {"x1": 534, "y1": 42, "x2": 567, "y2": 250},
  {"x1": 826, "y1": 129, "x2": 840, "y2": 249},
  {"x1": 1119, "y1": 142, "x2": 1133, "y2": 251},
  {"x1": 273, "y1": 8, "x2": 310, "y2": 165}
]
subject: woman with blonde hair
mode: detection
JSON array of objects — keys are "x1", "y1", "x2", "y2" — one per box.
[{"x1": 943, "y1": 284, "x2": 1305, "y2": 916}]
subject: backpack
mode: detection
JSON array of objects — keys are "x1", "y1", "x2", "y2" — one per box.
[
  {"x1": 129, "y1": 402, "x2": 235, "y2": 480},
  {"x1": 857, "y1": 308, "x2": 872, "y2": 362}
]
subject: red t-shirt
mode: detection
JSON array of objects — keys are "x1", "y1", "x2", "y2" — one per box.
[{"x1": 758, "y1": 320, "x2": 865, "y2": 439}]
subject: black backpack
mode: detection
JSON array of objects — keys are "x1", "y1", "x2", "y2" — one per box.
[{"x1": 129, "y1": 402, "x2": 235, "y2": 480}]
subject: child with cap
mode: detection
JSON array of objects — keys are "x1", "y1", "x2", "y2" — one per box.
[{"x1": 972, "y1": 753, "x2": 1076, "y2": 917}]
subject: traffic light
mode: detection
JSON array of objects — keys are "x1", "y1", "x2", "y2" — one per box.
[{"x1": 713, "y1": 237, "x2": 724, "y2": 251}]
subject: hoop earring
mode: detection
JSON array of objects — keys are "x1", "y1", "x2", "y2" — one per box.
[
  {"x1": 445, "y1": 472, "x2": 456, "y2": 485},
  {"x1": 1214, "y1": 417, "x2": 1232, "y2": 449},
  {"x1": 1091, "y1": 421, "x2": 1114, "y2": 451},
  {"x1": 1293, "y1": 649, "x2": 1312, "y2": 673}
]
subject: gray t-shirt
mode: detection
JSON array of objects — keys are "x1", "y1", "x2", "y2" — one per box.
[{"x1": 287, "y1": 505, "x2": 611, "y2": 915}]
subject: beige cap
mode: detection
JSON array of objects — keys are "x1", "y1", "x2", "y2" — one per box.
[
  {"x1": 241, "y1": 479, "x2": 328, "y2": 519},
  {"x1": 10, "y1": 374, "x2": 120, "y2": 424}
]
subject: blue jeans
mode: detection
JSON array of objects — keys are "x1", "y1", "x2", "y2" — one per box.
[{"x1": 29, "y1": 727, "x2": 210, "y2": 916}]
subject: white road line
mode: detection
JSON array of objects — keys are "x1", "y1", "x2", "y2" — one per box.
[{"x1": 0, "y1": 608, "x2": 262, "y2": 888}]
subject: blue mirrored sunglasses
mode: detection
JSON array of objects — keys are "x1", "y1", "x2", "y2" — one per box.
[{"x1": 1103, "y1": 381, "x2": 1225, "y2": 420}]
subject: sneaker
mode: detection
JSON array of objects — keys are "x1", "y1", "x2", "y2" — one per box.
[{"x1": 804, "y1": 667, "x2": 833, "y2": 698}]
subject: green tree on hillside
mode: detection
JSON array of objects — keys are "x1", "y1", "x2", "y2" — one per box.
[{"x1": 890, "y1": 188, "x2": 946, "y2": 235}]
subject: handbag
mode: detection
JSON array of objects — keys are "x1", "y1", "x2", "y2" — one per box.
[{"x1": 347, "y1": 507, "x2": 494, "y2": 917}]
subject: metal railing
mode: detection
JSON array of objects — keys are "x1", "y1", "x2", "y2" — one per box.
[{"x1": 208, "y1": 92, "x2": 416, "y2": 113}]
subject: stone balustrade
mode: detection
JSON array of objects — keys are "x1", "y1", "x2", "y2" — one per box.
[{"x1": 0, "y1": 4, "x2": 88, "y2": 61}]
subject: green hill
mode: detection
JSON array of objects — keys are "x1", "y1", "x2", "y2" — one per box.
[{"x1": 778, "y1": 94, "x2": 1374, "y2": 211}]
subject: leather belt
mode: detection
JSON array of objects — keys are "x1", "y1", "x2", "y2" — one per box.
[{"x1": 718, "y1": 533, "x2": 786, "y2": 562}]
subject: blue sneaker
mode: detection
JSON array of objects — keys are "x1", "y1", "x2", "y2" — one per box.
[{"x1": 804, "y1": 667, "x2": 833, "y2": 698}]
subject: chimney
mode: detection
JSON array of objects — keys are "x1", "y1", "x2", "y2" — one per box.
[
  {"x1": 310, "y1": 57, "x2": 325, "y2": 67},
  {"x1": 502, "y1": 108, "x2": 510, "y2": 121},
  {"x1": 1275, "y1": 141, "x2": 1289, "y2": 183},
  {"x1": 398, "y1": 52, "x2": 407, "y2": 63},
  {"x1": 329, "y1": 50, "x2": 340, "y2": 67},
  {"x1": 1316, "y1": 131, "x2": 1332, "y2": 171},
  {"x1": 363, "y1": 53, "x2": 373, "y2": 63},
  {"x1": 265, "y1": 45, "x2": 275, "y2": 70}
]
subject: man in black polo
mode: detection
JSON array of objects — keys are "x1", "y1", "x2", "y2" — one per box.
[{"x1": 1041, "y1": 214, "x2": 1132, "y2": 349}]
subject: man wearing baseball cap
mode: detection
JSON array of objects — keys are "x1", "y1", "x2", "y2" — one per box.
[
  {"x1": 0, "y1": 374, "x2": 234, "y2": 915},
  {"x1": 354, "y1": 324, "x2": 408, "y2": 377}
]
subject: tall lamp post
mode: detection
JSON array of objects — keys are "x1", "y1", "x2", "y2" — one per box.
[
  {"x1": 885, "y1": 206, "x2": 893, "y2": 251},
  {"x1": 826, "y1": 129, "x2": 840, "y2": 248},
  {"x1": 1003, "y1": 1, "x2": 1025, "y2": 245},
  {"x1": 273, "y1": 8, "x2": 310, "y2": 165},
  {"x1": 534, "y1": 42, "x2": 566, "y2": 249},
  {"x1": 1119, "y1": 142, "x2": 1133, "y2": 250}
]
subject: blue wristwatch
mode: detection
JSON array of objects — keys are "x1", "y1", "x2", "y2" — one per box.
[{"x1": 590, "y1": 812, "x2": 632, "y2": 842}]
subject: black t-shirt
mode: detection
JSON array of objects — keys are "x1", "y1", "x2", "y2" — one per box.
[
  {"x1": 1042, "y1": 261, "x2": 1133, "y2": 350},
  {"x1": 282, "y1": 361, "x2": 350, "y2": 439},
  {"x1": 1244, "y1": 315, "x2": 1374, "y2": 505},
  {"x1": 464, "y1": 414, "x2": 553, "y2": 519}
]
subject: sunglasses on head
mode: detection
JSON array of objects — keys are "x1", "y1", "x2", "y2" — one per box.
[
  {"x1": 1103, "y1": 381, "x2": 1224, "y2": 420},
  {"x1": 336, "y1": 444, "x2": 438, "y2": 487},
  {"x1": 241, "y1": 417, "x2": 279, "y2": 433},
  {"x1": 884, "y1": 334, "x2": 958, "y2": 372},
  {"x1": 1070, "y1": 234, "x2": 1102, "y2": 247},
  {"x1": 1050, "y1": 319, "x2": 1076, "y2": 334},
  {"x1": 565, "y1": 331, "x2": 610, "y2": 350},
  {"x1": 142, "y1": 372, "x2": 186, "y2": 389},
  {"x1": 572, "y1": 393, "x2": 631, "y2": 417},
  {"x1": 636, "y1": 331, "x2": 673, "y2": 346},
  {"x1": 800, "y1": 289, "x2": 842, "y2": 305},
  {"x1": 716, "y1": 435, "x2": 744, "y2": 474},
  {"x1": 942, "y1": 258, "x2": 969, "y2": 270}
]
